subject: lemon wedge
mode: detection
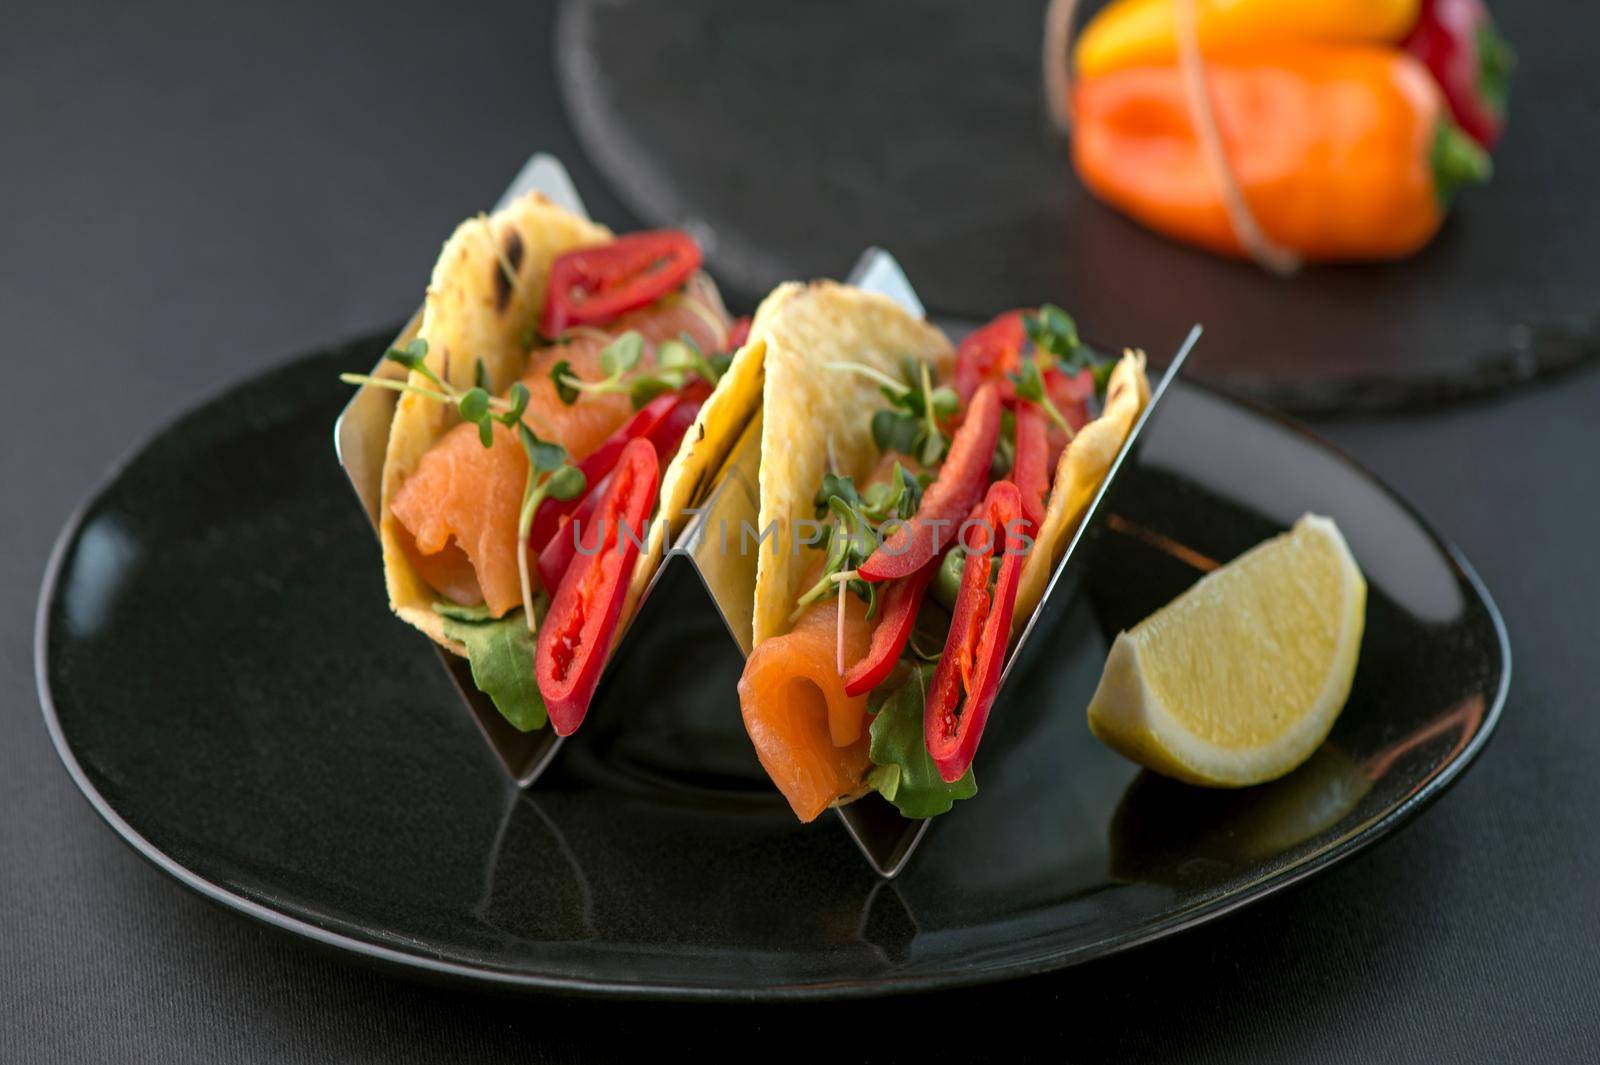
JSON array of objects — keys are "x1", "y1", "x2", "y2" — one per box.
[{"x1": 1087, "y1": 514, "x2": 1366, "y2": 787}]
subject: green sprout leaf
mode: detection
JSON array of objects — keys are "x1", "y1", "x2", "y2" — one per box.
[
  {"x1": 546, "y1": 464, "x2": 586, "y2": 501},
  {"x1": 813, "y1": 472, "x2": 863, "y2": 517},
  {"x1": 872, "y1": 408, "x2": 922, "y2": 457},
  {"x1": 499, "y1": 382, "x2": 530, "y2": 426},
  {"x1": 599, "y1": 331, "x2": 643, "y2": 376},
  {"x1": 518, "y1": 423, "x2": 568, "y2": 473},
  {"x1": 550, "y1": 360, "x2": 579, "y2": 406},
  {"x1": 630, "y1": 374, "x2": 678, "y2": 409},
  {"x1": 1023, "y1": 304, "x2": 1081, "y2": 367}
]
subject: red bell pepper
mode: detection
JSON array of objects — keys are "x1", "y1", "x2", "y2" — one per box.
[
  {"x1": 1403, "y1": 0, "x2": 1514, "y2": 149},
  {"x1": 924, "y1": 481, "x2": 1026, "y2": 783},
  {"x1": 540, "y1": 230, "x2": 703, "y2": 336},
  {"x1": 952, "y1": 310, "x2": 1027, "y2": 404},
  {"x1": 1010, "y1": 403, "x2": 1050, "y2": 536},
  {"x1": 528, "y1": 382, "x2": 709, "y2": 551},
  {"x1": 726, "y1": 315, "x2": 752, "y2": 352},
  {"x1": 535, "y1": 437, "x2": 660, "y2": 735},
  {"x1": 858, "y1": 383, "x2": 1002, "y2": 583},
  {"x1": 841, "y1": 562, "x2": 939, "y2": 697}
]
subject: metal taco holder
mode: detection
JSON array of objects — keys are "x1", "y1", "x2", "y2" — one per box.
[{"x1": 334, "y1": 152, "x2": 1201, "y2": 878}]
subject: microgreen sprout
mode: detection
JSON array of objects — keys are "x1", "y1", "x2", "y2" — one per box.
[
  {"x1": 825, "y1": 359, "x2": 957, "y2": 464},
  {"x1": 340, "y1": 338, "x2": 534, "y2": 448},
  {"x1": 1010, "y1": 357, "x2": 1075, "y2": 439},
  {"x1": 552, "y1": 329, "x2": 727, "y2": 411}
]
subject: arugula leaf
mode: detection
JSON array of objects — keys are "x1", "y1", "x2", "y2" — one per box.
[
  {"x1": 629, "y1": 375, "x2": 678, "y2": 409},
  {"x1": 867, "y1": 664, "x2": 977, "y2": 818},
  {"x1": 435, "y1": 599, "x2": 549, "y2": 732}
]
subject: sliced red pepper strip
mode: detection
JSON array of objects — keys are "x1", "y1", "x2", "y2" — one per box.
[
  {"x1": 953, "y1": 309, "x2": 1028, "y2": 404},
  {"x1": 540, "y1": 230, "x2": 703, "y2": 336},
  {"x1": 726, "y1": 315, "x2": 752, "y2": 352},
  {"x1": 841, "y1": 562, "x2": 939, "y2": 697},
  {"x1": 536, "y1": 471, "x2": 610, "y2": 594},
  {"x1": 924, "y1": 481, "x2": 1026, "y2": 783},
  {"x1": 533, "y1": 388, "x2": 705, "y2": 591},
  {"x1": 858, "y1": 382, "x2": 1002, "y2": 583},
  {"x1": 535, "y1": 437, "x2": 660, "y2": 735},
  {"x1": 1011, "y1": 403, "x2": 1050, "y2": 536},
  {"x1": 528, "y1": 382, "x2": 709, "y2": 552}
]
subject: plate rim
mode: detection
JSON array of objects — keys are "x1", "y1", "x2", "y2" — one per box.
[{"x1": 32, "y1": 339, "x2": 1513, "y2": 1002}]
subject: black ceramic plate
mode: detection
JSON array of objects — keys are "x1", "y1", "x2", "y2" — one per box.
[{"x1": 37, "y1": 331, "x2": 1508, "y2": 1000}]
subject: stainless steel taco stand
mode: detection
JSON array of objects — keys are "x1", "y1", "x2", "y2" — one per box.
[{"x1": 334, "y1": 152, "x2": 1202, "y2": 878}]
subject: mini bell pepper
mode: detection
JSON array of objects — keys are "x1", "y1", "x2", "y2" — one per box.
[
  {"x1": 1074, "y1": 0, "x2": 1420, "y2": 80},
  {"x1": 924, "y1": 481, "x2": 1027, "y2": 783},
  {"x1": 1403, "y1": 0, "x2": 1513, "y2": 148},
  {"x1": 540, "y1": 230, "x2": 703, "y2": 336},
  {"x1": 859, "y1": 383, "x2": 1002, "y2": 583},
  {"x1": 1072, "y1": 45, "x2": 1491, "y2": 261},
  {"x1": 535, "y1": 437, "x2": 660, "y2": 735}
]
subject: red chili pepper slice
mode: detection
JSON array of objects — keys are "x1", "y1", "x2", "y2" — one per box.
[
  {"x1": 540, "y1": 230, "x2": 703, "y2": 336},
  {"x1": 535, "y1": 437, "x2": 660, "y2": 735},
  {"x1": 528, "y1": 382, "x2": 709, "y2": 552},
  {"x1": 858, "y1": 383, "x2": 1002, "y2": 583},
  {"x1": 726, "y1": 315, "x2": 752, "y2": 352},
  {"x1": 953, "y1": 310, "x2": 1028, "y2": 404},
  {"x1": 533, "y1": 388, "x2": 705, "y2": 590},
  {"x1": 841, "y1": 562, "x2": 939, "y2": 697},
  {"x1": 1010, "y1": 403, "x2": 1050, "y2": 536},
  {"x1": 535, "y1": 471, "x2": 610, "y2": 594},
  {"x1": 924, "y1": 481, "x2": 1026, "y2": 782}
]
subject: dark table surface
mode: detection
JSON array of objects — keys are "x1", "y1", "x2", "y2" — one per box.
[{"x1": 5, "y1": 3, "x2": 1597, "y2": 1061}]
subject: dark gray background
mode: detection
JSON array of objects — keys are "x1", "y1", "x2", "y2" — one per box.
[{"x1": 4, "y1": 2, "x2": 1596, "y2": 1061}]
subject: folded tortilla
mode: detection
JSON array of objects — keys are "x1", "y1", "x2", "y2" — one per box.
[
  {"x1": 747, "y1": 284, "x2": 1150, "y2": 647},
  {"x1": 377, "y1": 191, "x2": 763, "y2": 653}
]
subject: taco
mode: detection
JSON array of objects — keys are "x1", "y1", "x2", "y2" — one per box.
[
  {"x1": 352, "y1": 191, "x2": 763, "y2": 736},
  {"x1": 735, "y1": 285, "x2": 1150, "y2": 822}
]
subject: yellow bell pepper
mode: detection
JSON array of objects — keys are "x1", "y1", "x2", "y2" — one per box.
[{"x1": 1075, "y1": 0, "x2": 1421, "y2": 79}]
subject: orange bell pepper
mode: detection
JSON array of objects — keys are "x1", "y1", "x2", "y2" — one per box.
[
  {"x1": 1071, "y1": 45, "x2": 1491, "y2": 261},
  {"x1": 1075, "y1": 0, "x2": 1421, "y2": 80}
]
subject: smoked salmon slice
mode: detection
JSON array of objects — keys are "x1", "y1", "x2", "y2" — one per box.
[
  {"x1": 737, "y1": 578, "x2": 877, "y2": 823},
  {"x1": 388, "y1": 278, "x2": 728, "y2": 616}
]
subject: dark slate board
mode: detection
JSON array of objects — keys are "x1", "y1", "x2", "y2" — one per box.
[{"x1": 555, "y1": 0, "x2": 1600, "y2": 413}]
